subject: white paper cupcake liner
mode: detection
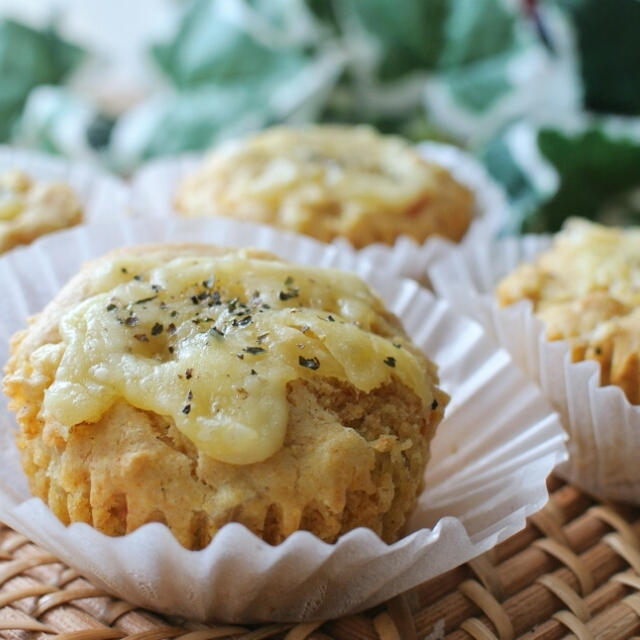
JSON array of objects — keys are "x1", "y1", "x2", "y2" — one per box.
[
  {"x1": 129, "y1": 141, "x2": 510, "y2": 281},
  {"x1": 0, "y1": 217, "x2": 565, "y2": 623},
  {"x1": 0, "y1": 145, "x2": 130, "y2": 226},
  {"x1": 428, "y1": 234, "x2": 640, "y2": 503}
]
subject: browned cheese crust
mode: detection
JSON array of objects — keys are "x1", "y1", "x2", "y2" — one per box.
[
  {"x1": 0, "y1": 170, "x2": 82, "y2": 253},
  {"x1": 174, "y1": 125, "x2": 473, "y2": 249},
  {"x1": 497, "y1": 219, "x2": 640, "y2": 403}
]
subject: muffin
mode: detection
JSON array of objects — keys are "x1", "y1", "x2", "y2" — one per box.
[
  {"x1": 3, "y1": 244, "x2": 447, "y2": 549},
  {"x1": 173, "y1": 125, "x2": 473, "y2": 249},
  {"x1": 0, "y1": 169, "x2": 83, "y2": 253},
  {"x1": 497, "y1": 218, "x2": 640, "y2": 403}
]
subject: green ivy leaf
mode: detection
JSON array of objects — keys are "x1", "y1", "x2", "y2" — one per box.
[
  {"x1": 482, "y1": 122, "x2": 640, "y2": 233},
  {"x1": 341, "y1": 0, "x2": 517, "y2": 80},
  {"x1": 0, "y1": 19, "x2": 83, "y2": 141},
  {"x1": 557, "y1": 0, "x2": 640, "y2": 115},
  {"x1": 536, "y1": 127, "x2": 640, "y2": 230},
  {"x1": 151, "y1": 0, "x2": 313, "y2": 89}
]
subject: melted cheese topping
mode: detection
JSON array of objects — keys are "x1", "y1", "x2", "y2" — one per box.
[
  {"x1": 40, "y1": 253, "x2": 430, "y2": 464},
  {"x1": 0, "y1": 169, "x2": 82, "y2": 253},
  {"x1": 174, "y1": 126, "x2": 472, "y2": 247},
  {"x1": 499, "y1": 219, "x2": 640, "y2": 312},
  {"x1": 0, "y1": 170, "x2": 29, "y2": 220}
]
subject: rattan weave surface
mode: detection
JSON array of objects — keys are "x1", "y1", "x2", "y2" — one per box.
[{"x1": 2, "y1": 476, "x2": 640, "y2": 640}]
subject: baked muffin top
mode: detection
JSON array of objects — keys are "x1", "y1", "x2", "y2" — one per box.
[
  {"x1": 497, "y1": 218, "x2": 640, "y2": 402},
  {"x1": 5, "y1": 244, "x2": 446, "y2": 546},
  {"x1": 0, "y1": 169, "x2": 82, "y2": 253},
  {"x1": 10, "y1": 245, "x2": 435, "y2": 465},
  {"x1": 174, "y1": 125, "x2": 473, "y2": 248}
]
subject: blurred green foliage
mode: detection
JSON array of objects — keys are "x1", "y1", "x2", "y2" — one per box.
[
  {"x1": 2, "y1": 0, "x2": 640, "y2": 234},
  {"x1": 0, "y1": 19, "x2": 83, "y2": 141}
]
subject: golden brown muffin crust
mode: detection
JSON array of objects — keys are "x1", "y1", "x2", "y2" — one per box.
[
  {"x1": 174, "y1": 125, "x2": 473, "y2": 248},
  {"x1": 4, "y1": 244, "x2": 447, "y2": 547},
  {"x1": 496, "y1": 219, "x2": 640, "y2": 403},
  {"x1": 0, "y1": 169, "x2": 82, "y2": 253}
]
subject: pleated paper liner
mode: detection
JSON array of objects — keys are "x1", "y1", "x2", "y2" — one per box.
[
  {"x1": 0, "y1": 217, "x2": 565, "y2": 622},
  {"x1": 5, "y1": 475, "x2": 640, "y2": 639},
  {"x1": 428, "y1": 232, "x2": 640, "y2": 504},
  {"x1": 0, "y1": 146, "x2": 130, "y2": 224},
  {"x1": 129, "y1": 141, "x2": 510, "y2": 282}
]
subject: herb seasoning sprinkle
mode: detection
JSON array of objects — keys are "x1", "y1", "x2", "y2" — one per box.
[
  {"x1": 151, "y1": 322, "x2": 163, "y2": 335},
  {"x1": 298, "y1": 356, "x2": 320, "y2": 370},
  {"x1": 244, "y1": 346, "x2": 265, "y2": 355},
  {"x1": 279, "y1": 288, "x2": 299, "y2": 301}
]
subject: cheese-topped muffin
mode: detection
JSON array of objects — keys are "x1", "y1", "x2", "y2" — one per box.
[
  {"x1": 174, "y1": 125, "x2": 473, "y2": 249},
  {"x1": 0, "y1": 169, "x2": 82, "y2": 253},
  {"x1": 497, "y1": 218, "x2": 640, "y2": 403},
  {"x1": 4, "y1": 245, "x2": 447, "y2": 548}
]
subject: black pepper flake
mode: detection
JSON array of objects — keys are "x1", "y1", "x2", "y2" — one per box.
[
  {"x1": 298, "y1": 356, "x2": 320, "y2": 370},
  {"x1": 238, "y1": 315, "x2": 252, "y2": 327},
  {"x1": 167, "y1": 323, "x2": 177, "y2": 335},
  {"x1": 151, "y1": 284, "x2": 161, "y2": 292},
  {"x1": 431, "y1": 399, "x2": 439, "y2": 410},
  {"x1": 133, "y1": 275, "x2": 142, "y2": 281},
  {"x1": 106, "y1": 303, "x2": 117, "y2": 312},
  {"x1": 227, "y1": 297, "x2": 238, "y2": 312},
  {"x1": 197, "y1": 291, "x2": 209, "y2": 301},
  {"x1": 168, "y1": 346, "x2": 174, "y2": 354},
  {"x1": 135, "y1": 295, "x2": 157, "y2": 305},
  {"x1": 279, "y1": 288, "x2": 299, "y2": 301},
  {"x1": 212, "y1": 291, "x2": 221, "y2": 305},
  {"x1": 190, "y1": 295, "x2": 199, "y2": 305},
  {"x1": 261, "y1": 303, "x2": 271, "y2": 310},
  {"x1": 187, "y1": 390, "x2": 193, "y2": 400},
  {"x1": 185, "y1": 368, "x2": 193, "y2": 379},
  {"x1": 327, "y1": 314, "x2": 335, "y2": 322},
  {"x1": 384, "y1": 356, "x2": 396, "y2": 368},
  {"x1": 125, "y1": 315, "x2": 139, "y2": 327},
  {"x1": 284, "y1": 275, "x2": 294, "y2": 286},
  {"x1": 170, "y1": 310, "x2": 179, "y2": 317},
  {"x1": 393, "y1": 343, "x2": 402, "y2": 349},
  {"x1": 250, "y1": 369, "x2": 257, "y2": 375},
  {"x1": 256, "y1": 332, "x2": 269, "y2": 343},
  {"x1": 134, "y1": 333, "x2": 149, "y2": 342},
  {"x1": 595, "y1": 346, "x2": 602, "y2": 355},
  {"x1": 209, "y1": 326, "x2": 224, "y2": 337},
  {"x1": 203, "y1": 278, "x2": 214, "y2": 288},
  {"x1": 121, "y1": 267, "x2": 128, "y2": 273},
  {"x1": 182, "y1": 404, "x2": 191, "y2": 415},
  {"x1": 237, "y1": 353, "x2": 244, "y2": 360},
  {"x1": 244, "y1": 346, "x2": 265, "y2": 355}
]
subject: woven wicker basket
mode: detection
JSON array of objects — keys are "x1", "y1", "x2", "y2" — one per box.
[{"x1": 2, "y1": 475, "x2": 640, "y2": 639}]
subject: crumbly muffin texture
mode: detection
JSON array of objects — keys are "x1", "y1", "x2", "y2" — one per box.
[
  {"x1": 0, "y1": 169, "x2": 82, "y2": 253},
  {"x1": 496, "y1": 218, "x2": 640, "y2": 403},
  {"x1": 4, "y1": 245, "x2": 447, "y2": 548},
  {"x1": 174, "y1": 125, "x2": 473, "y2": 248}
]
